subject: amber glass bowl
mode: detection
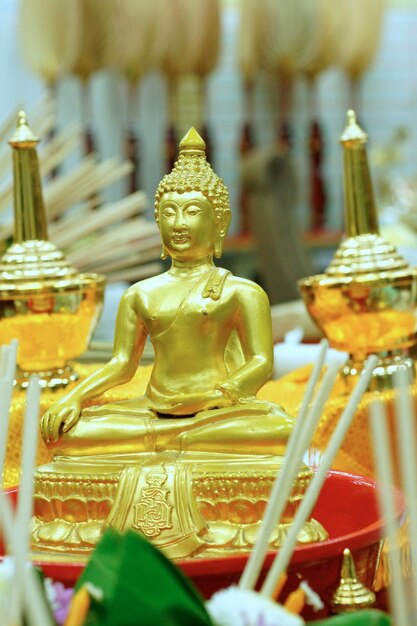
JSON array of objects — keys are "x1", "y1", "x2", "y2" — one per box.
[
  {"x1": 299, "y1": 268, "x2": 417, "y2": 390},
  {"x1": 0, "y1": 273, "x2": 105, "y2": 388}
]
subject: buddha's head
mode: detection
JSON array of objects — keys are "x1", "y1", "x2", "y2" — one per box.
[{"x1": 154, "y1": 128, "x2": 231, "y2": 260}]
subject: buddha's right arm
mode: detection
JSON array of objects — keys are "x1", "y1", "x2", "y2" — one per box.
[
  {"x1": 42, "y1": 288, "x2": 147, "y2": 443},
  {"x1": 57, "y1": 287, "x2": 146, "y2": 405},
  {"x1": 62, "y1": 287, "x2": 147, "y2": 402}
]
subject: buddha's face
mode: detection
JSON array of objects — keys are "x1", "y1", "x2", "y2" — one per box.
[{"x1": 158, "y1": 191, "x2": 218, "y2": 260}]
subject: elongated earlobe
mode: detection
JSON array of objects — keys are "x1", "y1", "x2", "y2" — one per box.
[
  {"x1": 161, "y1": 245, "x2": 168, "y2": 260},
  {"x1": 214, "y1": 238, "x2": 223, "y2": 259}
]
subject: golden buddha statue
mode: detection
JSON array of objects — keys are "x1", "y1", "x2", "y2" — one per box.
[
  {"x1": 33, "y1": 129, "x2": 326, "y2": 558},
  {"x1": 41, "y1": 127, "x2": 294, "y2": 454}
]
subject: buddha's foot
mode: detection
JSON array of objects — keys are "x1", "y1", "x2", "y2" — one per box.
[{"x1": 31, "y1": 452, "x2": 328, "y2": 559}]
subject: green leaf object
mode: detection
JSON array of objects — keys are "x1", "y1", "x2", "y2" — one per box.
[
  {"x1": 75, "y1": 529, "x2": 214, "y2": 626},
  {"x1": 312, "y1": 610, "x2": 391, "y2": 626}
]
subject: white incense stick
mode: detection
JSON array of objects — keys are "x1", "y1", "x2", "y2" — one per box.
[
  {"x1": 239, "y1": 340, "x2": 337, "y2": 590},
  {"x1": 393, "y1": 369, "x2": 417, "y2": 607},
  {"x1": 0, "y1": 378, "x2": 14, "y2": 488},
  {"x1": 16, "y1": 376, "x2": 41, "y2": 553},
  {"x1": 12, "y1": 376, "x2": 41, "y2": 623},
  {"x1": 0, "y1": 341, "x2": 18, "y2": 488},
  {"x1": 296, "y1": 338, "x2": 329, "y2": 422},
  {"x1": 369, "y1": 399, "x2": 410, "y2": 626},
  {"x1": 6, "y1": 339, "x2": 18, "y2": 381},
  {"x1": 0, "y1": 492, "x2": 54, "y2": 626},
  {"x1": 261, "y1": 354, "x2": 378, "y2": 598},
  {"x1": 0, "y1": 345, "x2": 9, "y2": 378}
]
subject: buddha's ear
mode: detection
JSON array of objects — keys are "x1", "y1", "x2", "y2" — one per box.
[{"x1": 214, "y1": 211, "x2": 231, "y2": 259}]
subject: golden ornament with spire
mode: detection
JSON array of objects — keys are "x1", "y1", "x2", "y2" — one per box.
[
  {"x1": 0, "y1": 112, "x2": 105, "y2": 387},
  {"x1": 299, "y1": 110, "x2": 417, "y2": 391},
  {"x1": 31, "y1": 127, "x2": 327, "y2": 557},
  {"x1": 331, "y1": 548, "x2": 376, "y2": 613}
]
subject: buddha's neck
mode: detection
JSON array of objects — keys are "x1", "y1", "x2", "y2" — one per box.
[{"x1": 168, "y1": 255, "x2": 214, "y2": 279}]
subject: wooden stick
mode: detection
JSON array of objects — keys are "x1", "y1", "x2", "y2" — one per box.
[
  {"x1": 0, "y1": 184, "x2": 13, "y2": 214},
  {"x1": 76, "y1": 234, "x2": 160, "y2": 268},
  {"x1": 89, "y1": 248, "x2": 161, "y2": 274},
  {"x1": 39, "y1": 123, "x2": 82, "y2": 176},
  {"x1": 44, "y1": 159, "x2": 133, "y2": 218},
  {"x1": 29, "y1": 92, "x2": 56, "y2": 132},
  {"x1": 48, "y1": 198, "x2": 102, "y2": 238},
  {"x1": 260, "y1": 354, "x2": 378, "y2": 598},
  {"x1": 51, "y1": 190, "x2": 147, "y2": 248},
  {"x1": 369, "y1": 398, "x2": 410, "y2": 626},
  {"x1": 393, "y1": 369, "x2": 417, "y2": 607},
  {"x1": 30, "y1": 112, "x2": 56, "y2": 143},
  {"x1": 239, "y1": 341, "x2": 337, "y2": 590},
  {"x1": 0, "y1": 106, "x2": 21, "y2": 144},
  {"x1": 0, "y1": 151, "x2": 13, "y2": 181},
  {"x1": 105, "y1": 262, "x2": 163, "y2": 283},
  {"x1": 42, "y1": 155, "x2": 97, "y2": 216},
  {"x1": 66, "y1": 219, "x2": 156, "y2": 265}
]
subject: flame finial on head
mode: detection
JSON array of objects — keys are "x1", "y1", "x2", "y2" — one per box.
[{"x1": 178, "y1": 127, "x2": 206, "y2": 156}]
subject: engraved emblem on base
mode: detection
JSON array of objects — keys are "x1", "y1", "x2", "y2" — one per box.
[{"x1": 133, "y1": 470, "x2": 174, "y2": 537}]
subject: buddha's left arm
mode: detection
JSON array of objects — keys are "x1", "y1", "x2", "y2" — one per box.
[{"x1": 220, "y1": 282, "x2": 274, "y2": 400}]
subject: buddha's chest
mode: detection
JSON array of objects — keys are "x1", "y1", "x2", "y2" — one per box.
[{"x1": 143, "y1": 283, "x2": 234, "y2": 339}]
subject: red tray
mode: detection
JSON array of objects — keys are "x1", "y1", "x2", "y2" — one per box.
[{"x1": 4, "y1": 471, "x2": 405, "y2": 620}]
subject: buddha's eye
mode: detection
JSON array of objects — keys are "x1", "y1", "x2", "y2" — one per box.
[
  {"x1": 185, "y1": 205, "x2": 202, "y2": 216},
  {"x1": 161, "y1": 207, "x2": 176, "y2": 218}
]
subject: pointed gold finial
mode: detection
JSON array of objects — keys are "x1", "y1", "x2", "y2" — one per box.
[
  {"x1": 8, "y1": 111, "x2": 47, "y2": 243},
  {"x1": 331, "y1": 548, "x2": 376, "y2": 613},
  {"x1": 179, "y1": 127, "x2": 206, "y2": 155},
  {"x1": 340, "y1": 110, "x2": 368, "y2": 146},
  {"x1": 9, "y1": 111, "x2": 39, "y2": 148},
  {"x1": 339, "y1": 109, "x2": 379, "y2": 238}
]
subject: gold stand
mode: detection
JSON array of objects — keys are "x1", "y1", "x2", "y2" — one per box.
[{"x1": 32, "y1": 453, "x2": 327, "y2": 559}]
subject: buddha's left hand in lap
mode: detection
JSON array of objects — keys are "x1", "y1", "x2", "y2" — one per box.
[{"x1": 153, "y1": 388, "x2": 232, "y2": 415}]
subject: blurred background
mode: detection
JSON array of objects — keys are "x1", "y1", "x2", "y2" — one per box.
[{"x1": 1, "y1": 0, "x2": 417, "y2": 323}]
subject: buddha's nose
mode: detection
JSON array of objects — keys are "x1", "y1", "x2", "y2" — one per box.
[{"x1": 173, "y1": 210, "x2": 186, "y2": 228}]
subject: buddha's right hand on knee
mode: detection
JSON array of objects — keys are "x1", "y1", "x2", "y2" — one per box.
[{"x1": 41, "y1": 398, "x2": 81, "y2": 444}]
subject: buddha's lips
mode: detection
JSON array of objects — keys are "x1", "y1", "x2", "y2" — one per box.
[{"x1": 172, "y1": 234, "x2": 190, "y2": 243}]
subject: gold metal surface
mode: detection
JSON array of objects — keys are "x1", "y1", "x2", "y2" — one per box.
[
  {"x1": 331, "y1": 548, "x2": 376, "y2": 613},
  {"x1": 0, "y1": 112, "x2": 104, "y2": 388},
  {"x1": 299, "y1": 111, "x2": 417, "y2": 391},
  {"x1": 32, "y1": 127, "x2": 327, "y2": 556},
  {"x1": 32, "y1": 455, "x2": 326, "y2": 559}
]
